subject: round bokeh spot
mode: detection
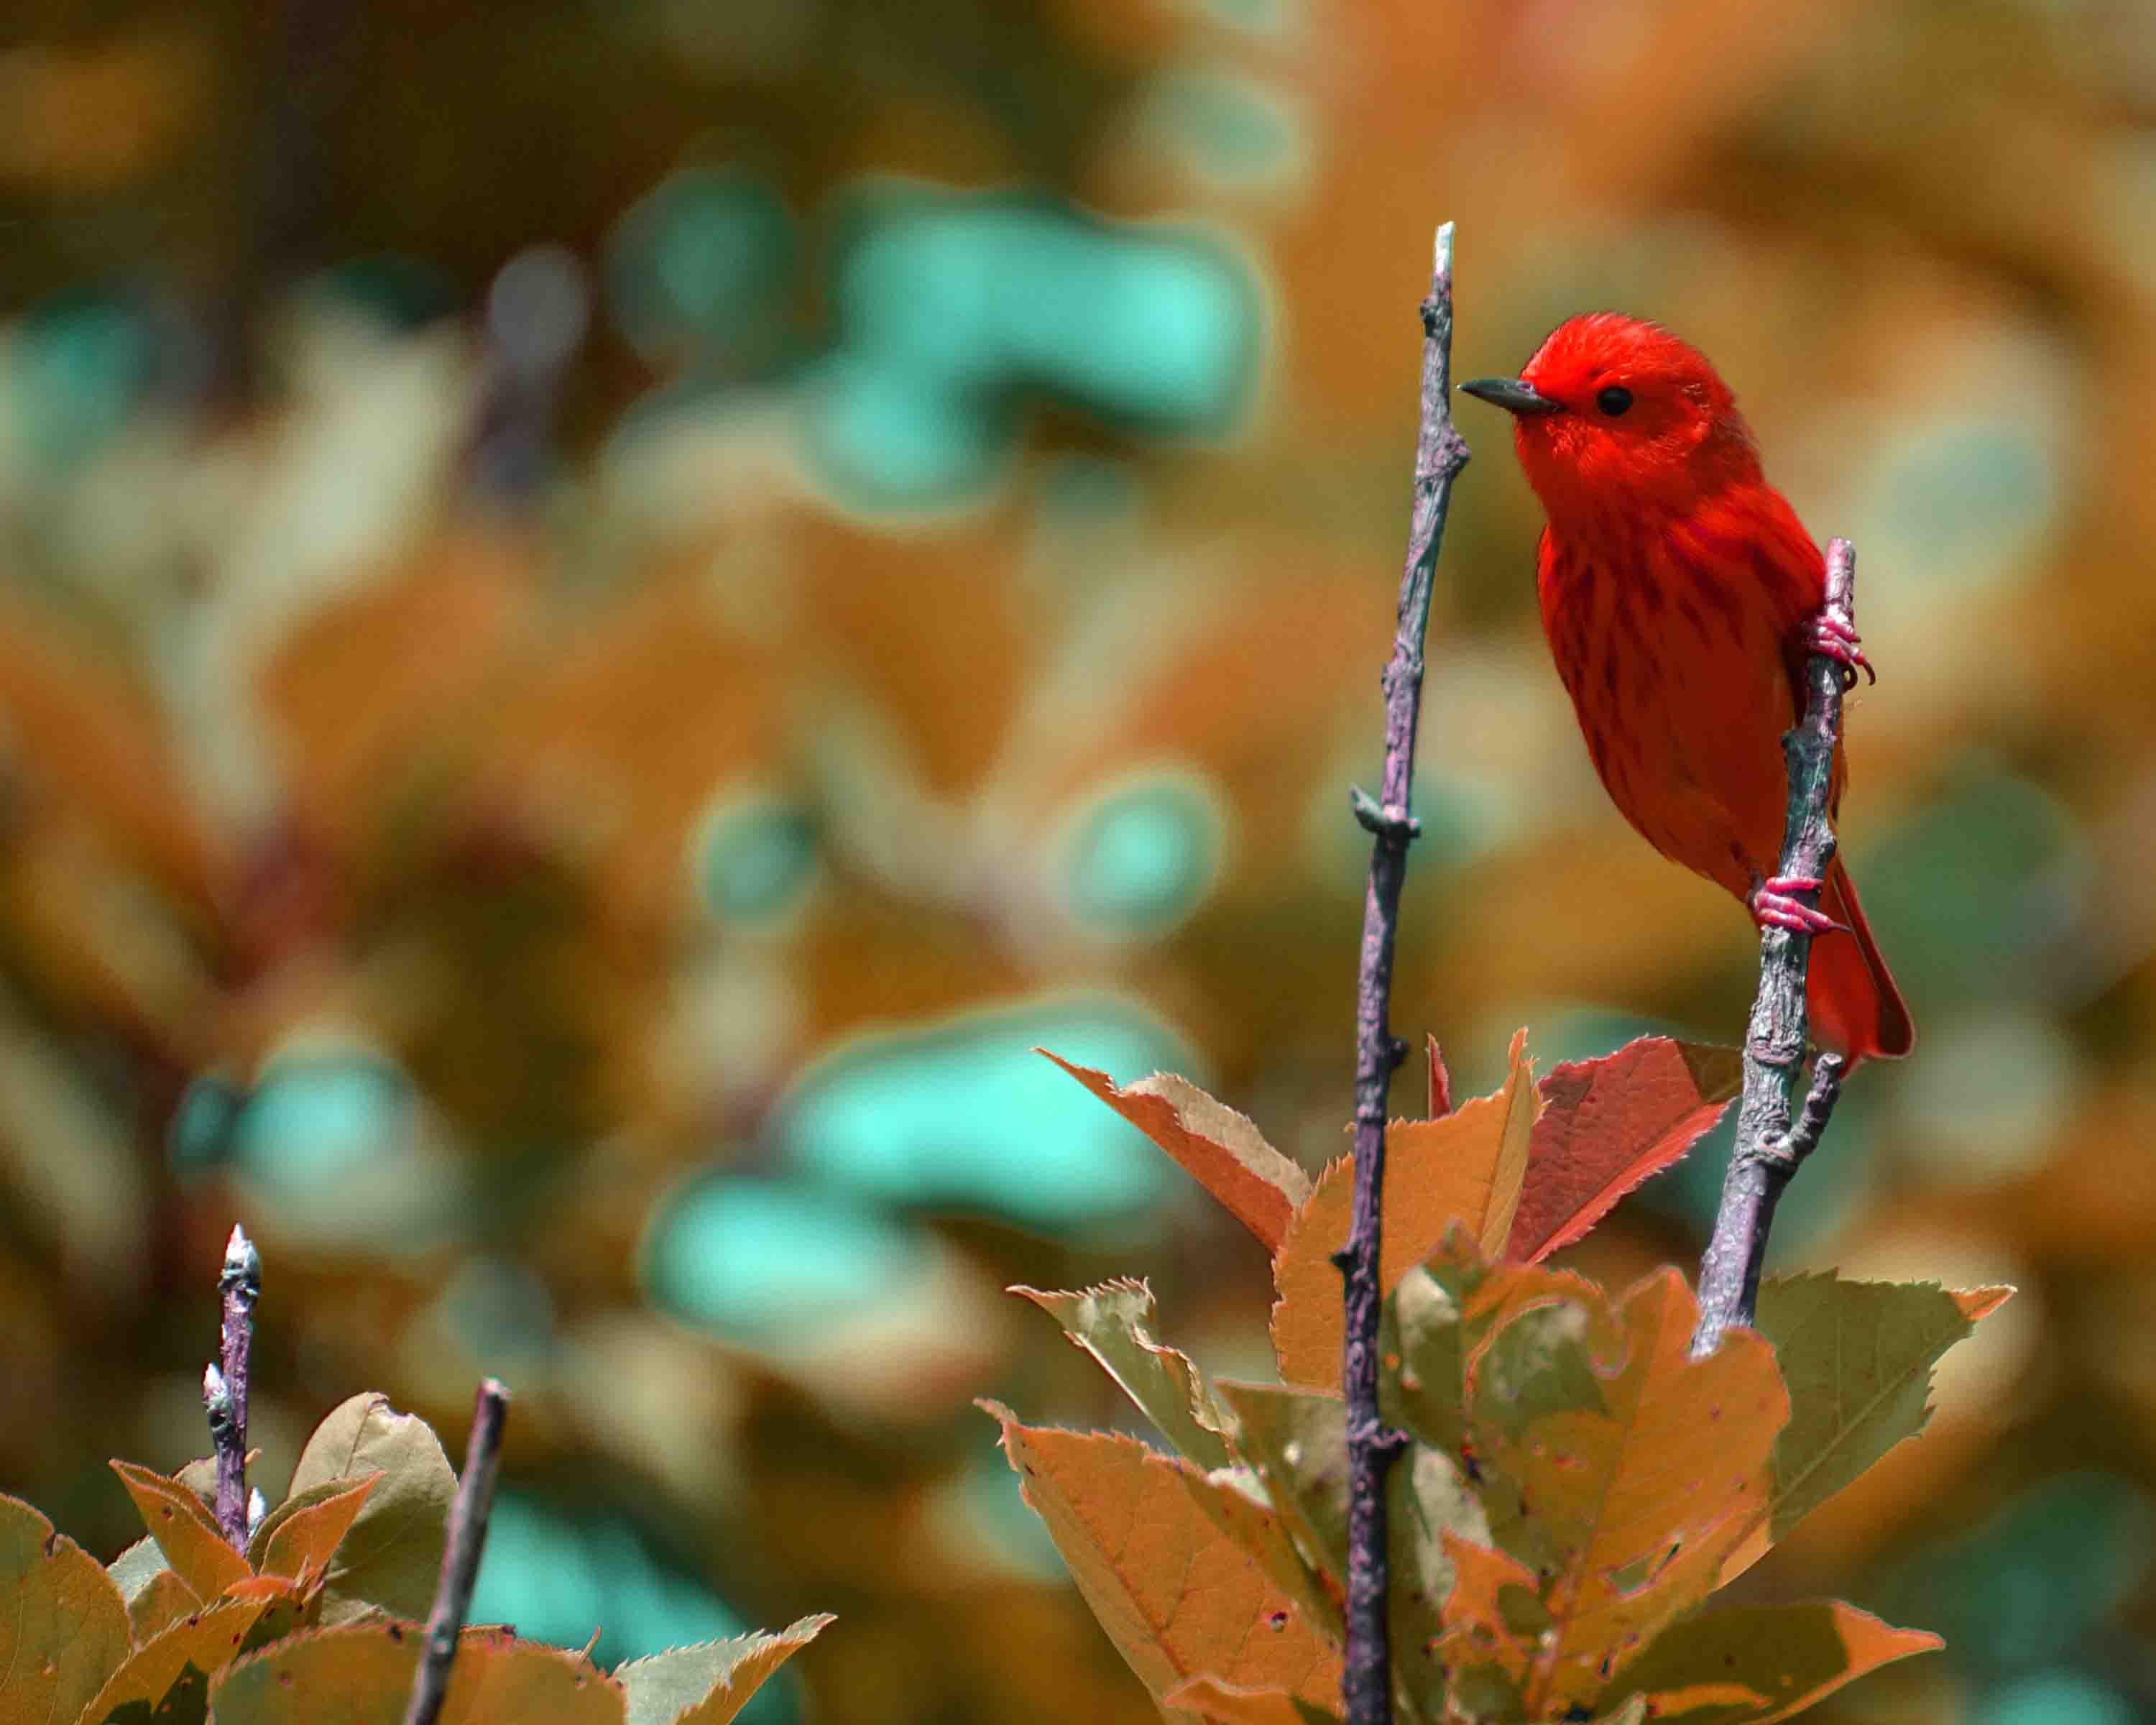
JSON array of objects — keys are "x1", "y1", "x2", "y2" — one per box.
[
  {"x1": 775, "y1": 995, "x2": 1197, "y2": 1233},
  {"x1": 608, "y1": 166, "x2": 798, "y2": 367},
  {"x1": 692, "y1": 791, "x2": 819, "y2": 927},
  {"x1": 1059, "y1": 770, "x2": 1227, "y2": 939},
  {"x1": 643, "y1": 1176, "x2": 931, "y2": 1338}
]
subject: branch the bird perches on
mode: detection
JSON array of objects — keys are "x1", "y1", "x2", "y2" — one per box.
[
  {"x1": 1336, "y1": 222, "x2": 1471, "y2": 1725},
  {"x1": 1690, "y1": 537, "x2": 1862, "y2": 1358}
]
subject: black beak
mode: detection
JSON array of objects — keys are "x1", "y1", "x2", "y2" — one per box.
[{"x1": 1459, "y1": 377, "x2": 1562, "y2": 418}]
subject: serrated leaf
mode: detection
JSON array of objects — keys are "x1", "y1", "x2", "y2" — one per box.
[
  {"x1": 1381, "y1": 1232, "x2": 1605, "y2": 1458},
  {"x1": 984, "y1": 1402, "x2": 1340, "y2": 1714},
  {"x1": 209, "y1": 1621, "x2": 625, "y2": 1724},
  {"x1": 1598, "y1": 1600, "x2": 1941, "y2": 1723},
  {"x1": 1214, "y1": 1382, "x2": 1479, "y2": 1718},
  {"x1": 1751, "y1": 1274, "x2": 2012, "y2": 1547},
  {"x1": 111, "y1": 1460, "x2": 251, "y2": 1601},
  {"x1": 616, "y1": 1614, "x2": 833, "y2": 1725},
  {"x1": 287, "y1": 1392, "x2": 455, "y2": 1622},
  {"x1": 1013, "y1": 1279, "x2": 1233, "y2": 1471},
  {"x1": 1506, "y1": 1038, "x2": 1739, "y2": 1263},
  {"x1": 78, "y1": 1594, "x2": 274, "y2": 1723},
  {"x1": 1164, "y1": 1674, "x2": 1344, "y2": 1724},
  {"x1": 1271, "y1": 1031, "x2": 1538, "y2": 1388},
  {"x1": 0, "y1": 1491, "x2": 132, "y2": 1722},
  {"x1": 1041, "y1": 1053, "x2": 1309, "y2": 1250},
  {"x1": 253, "y1": 1474, "x2": 381, "y2": 1584},
  {"x1": 1424, "y1": 1035, "x2": 1452, "y2": 1118},
  {"x1": 1421, "y1": 1243, "x2": 1787, "y2": 1716}
]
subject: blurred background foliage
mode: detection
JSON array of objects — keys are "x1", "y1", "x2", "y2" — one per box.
[{"x1": 2, "y1": 0, "x2": 2155, "y2": 1719}]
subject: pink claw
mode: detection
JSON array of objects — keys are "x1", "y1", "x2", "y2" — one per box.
[
  {"x1": 1807, "y1": 614, "x2": 1875, "y2": 688},
  {"x1": 1751, "y1": 875, "x2": 1847, "y2": 937}
]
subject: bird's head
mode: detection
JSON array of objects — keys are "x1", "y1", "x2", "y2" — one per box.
[{"x1": 1461, "y1": 313, "x2": 1761, "y2": 522}]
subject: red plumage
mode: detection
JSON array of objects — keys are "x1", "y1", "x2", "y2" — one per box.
[{"x1": 1471, "y1": 313, "x2": 1912, "y2": 1062}]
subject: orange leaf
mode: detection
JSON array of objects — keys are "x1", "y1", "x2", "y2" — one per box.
[
  {"x1": 1505, "y1": 1038, "x2": 1739, "y2": 1263},
  {"x1": 1, "y1": 1492, "x2": 131, "y2": 1723},
  {"x1": 127, "y1": 1565, "x2": 201, "y2": 1642},
  {"x1": 256, "y1": 1474, "x2": 381, "y2": 1584},
  {"x1": 1041, "y1": 1052, "x2": 1309, "y2": 1250},
  {"x1": 662, "y1": 1615, "x2": 837, "y2": 1725},
  {"x1": 77, "y1": 1595, "x2": 275, "y2": 1720},
  {"x1": 111, "y1": 1460, "x2": 250, "y2": 1601},
  {"x1": 984, "y1": 1403, "x2": 1340, "y2": 1713},
  {"x1": 1433, "y1": 1532, "x2": 1542, "y2": 1696},
  {"x1": 1424, "y1": 1035, "x2": 1452, "y2": 1118},
  {"x1": 1601, "y1": 1600, "x2": 1941, "y2": 1723},
  {"x1": 209, "y1": 1621, "x2": 625, "y2": 1724},
  {"x1": 1469, "y1": 1269, "x2": 1787, "y2": 1715},
  {"x1": 1271, "y1": 1031, "x2": 1537, "y2": 1388},
  {"x1": 1165, "y1": 1674, "x2": 1343, "y2": 1723},
  {"x1": 1953, "y1": 1285, "x2": 2014, "y2": 1322}
]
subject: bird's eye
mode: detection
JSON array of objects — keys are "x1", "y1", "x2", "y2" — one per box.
[{"x1": 1595, "y1": 385, "x2": 1634, "y2": 417}]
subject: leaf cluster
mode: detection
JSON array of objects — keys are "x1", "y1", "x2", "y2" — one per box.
[
  {"x1": 1, "y1": 1393, "x2": 826, "y2": 1725},
  {"x1": 992, "y1": 1035, "x2": 2009, "y2": 1723}
]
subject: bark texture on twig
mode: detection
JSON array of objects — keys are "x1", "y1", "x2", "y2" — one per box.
[
  {"x1": 1335, "y1": 223, "x2": 1471, "y2": 1725},
  {"x1": 1690, "y1": 538, "x2": 1860, "y2": 1358},
  {"x1": 403, "y1": 1379, "x2": 511, "y2": 1725},
  {"x1": 204, "y1": 1224, "x2": 262, "y2": 1551}
]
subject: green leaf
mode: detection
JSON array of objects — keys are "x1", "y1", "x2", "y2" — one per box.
[
  {"x1": 615, "y1": 1615, "x2": 833, "y2": 1725},
  {"x1": 1754, "y1": 1275, "x2": 2009, "y2": 1542},
  {"x1": 287, "y1": 1393, "x2": 456, "y2": 1623},
  {"x1": 1379, "y1": 1238, "x2": 1605, "y2": 1460},
  {"x1": 110, "y1": 1532, "x2": 208, "y2": 1642},
  {"x1": 1409, "y1": 1241, "x2": 1789, "y2": 1718},
  {"x1": 1214, "y1": 1382, "x2": 1482, "y2": 1721},
  {"x1": 1598, "y1": 1601, "x2": 1940, "y2": 1723},
  {"x1": 0, "y1": 1491, "x2": 131, "y2": 1724},
  {"x1": 1013, "y1": 1279, "x2": 1233, "y2": 1471}
]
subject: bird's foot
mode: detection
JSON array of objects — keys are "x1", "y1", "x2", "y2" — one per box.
[
  {"x1": 1808, "y1": 612, "x2": 1875, "y2": 689},
  {"x1": 1751, "y1": 874, "x2": 1848, "y2": 937}
]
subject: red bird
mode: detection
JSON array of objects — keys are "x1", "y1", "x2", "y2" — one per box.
[{"x1": 1462, "y1": 313, "x2": 1913, "y2": 1062}]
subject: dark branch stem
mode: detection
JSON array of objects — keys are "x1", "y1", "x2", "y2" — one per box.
[
  {"x1": 1333, "y1": 224, "x2": 1471, "y2": 1725},
  {"x1": 403, "y1": 1379, "x2": 511, "y2": 1725},
  {"x1": 1691, "y1": 538, "x2": 1860, "y2": 1357},
  {"x1": 203, "y1": 1224, "x2": 261, "y2": 1550}
]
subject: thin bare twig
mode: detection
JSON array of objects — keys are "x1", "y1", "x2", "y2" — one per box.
[
  {"x1": 1690, "y1": 538, "x2": 1860, "y2": 1357},
  {"x1": 403, "y1": 1379, "x2": 511, "y2": 1725},
  {"x1": 203, "y1": 1224, "x2": 261, "y2": 1551},
  {"x1": 1334, "y1": 223, "x2": 1471, "y2": 1725}
]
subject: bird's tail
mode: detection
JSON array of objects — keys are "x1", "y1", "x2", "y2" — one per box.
[{"x1": 1807, "y1": 859, "x2": 1915, "y2": 1063}]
